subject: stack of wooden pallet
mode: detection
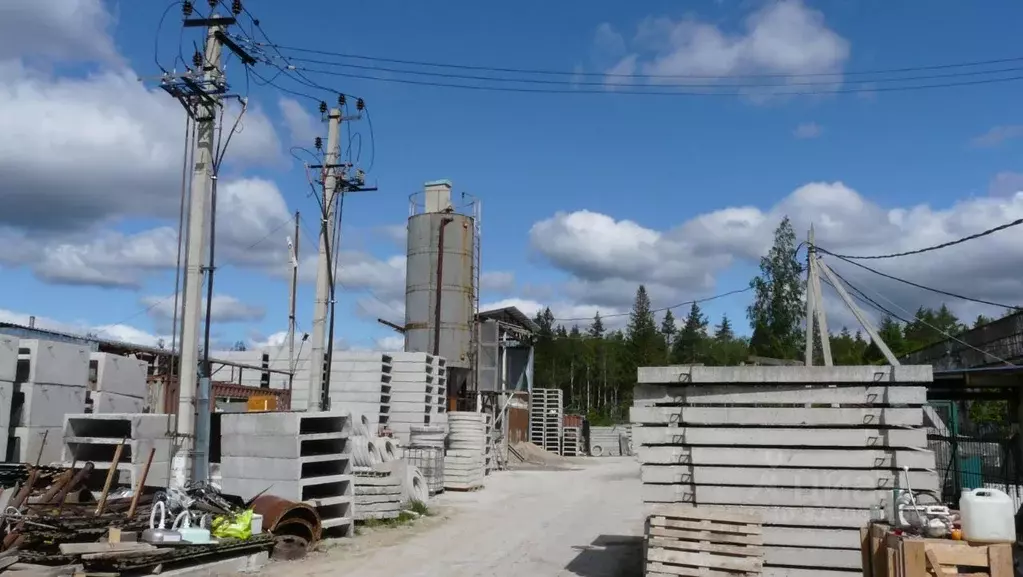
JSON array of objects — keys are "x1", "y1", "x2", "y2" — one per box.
[{"x1": 645, "y1": 505, "x2": 763, "y2": 576}]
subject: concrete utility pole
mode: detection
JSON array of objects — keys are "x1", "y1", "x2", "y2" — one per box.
[
  {"x1": 307, "y1": 109, "x2": 342, "y2": 412},
  {"x1": 288, "y1": 211, "x2": 300, "y2": 391},
  {"x1": 174, "y1": 22, "x2": 224, "y2": 488},
  {"x1": 804, "y1": 226, "x2": 833, "y2": 366}
]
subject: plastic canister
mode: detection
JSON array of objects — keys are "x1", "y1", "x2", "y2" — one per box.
[{"x1": 960, "y1": 488, "x2": 1016, "y2": 543}]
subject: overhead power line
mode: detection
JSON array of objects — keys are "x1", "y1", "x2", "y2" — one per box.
[
  {"x1": 816, "y1": 217, "x2": 1023, "y2": 260},
  {"x1": 260, "y1": 42, "x2": 1023, "y2": 81},
  {"x1": 818, "y1": 249, "x2": 1021, "y2": 311},
  {"x1": 552, "y1": 287, "x2": 753, "y2": 323},
  {"x1": 280, "y1": 64, "x2": 1023, "y2": 97}
]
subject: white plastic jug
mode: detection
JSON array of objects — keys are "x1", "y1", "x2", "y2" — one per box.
[{"x1": 961, "y1": 488, "x2": 1016, "y2": 543}]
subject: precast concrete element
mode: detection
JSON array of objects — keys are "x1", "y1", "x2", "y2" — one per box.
[
  {"x1": 90, "y1": 353, "x2": 148, "y2": 397},
  {"x1": 0, "y1": 336, "x2": 17, "y2": 382},
  {"x1": 61, "y1": 413, "x2": 174, "y2": 487},
  {"x1": 588, "y1": 425, "x2": 627, "y2": 457},
  {"x1": 219, "y1": 411, "x2": 354, "y2": 538},
  {"x1": 9, "y1": 426, "x2": 62, "y2": 464},
  {"x1": 444, "y1": 412, "x2": 486, "y2": 490},
  {"x1": 17, "y1": 339, "x2": 90, "y2": 387},
  {"x1": 353, "y1": 470, "x2": 402, "y2": 520},
  {"x1": 529, "y1": 388, "x2": 562, "y2": 455},
  {"x1": 630, "y1": 364, "x2": 938, "y2": 575},
  {"x1": 0, "y1": 380, "x2": 11, "y2": 462},
  {"x1": 17, "y1": 382, "x2": 88, "y2": 428},
  {"x1": 327, "y1": 352, "x2": 392, "y2": 431},
  {"x1": 90, "y1": 391, "x2": 145, "y2": 414},
  {"x1": 381, "y1": 357, "x2": 443, "y2": 444},
  {"x1": 10, "y1": 340, "x2": 90, "y2": 437},
  {"x1": 561, "y1": 426, "x2": 581, "y2": 457}
]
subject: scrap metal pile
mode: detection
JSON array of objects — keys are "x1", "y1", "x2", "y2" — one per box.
[{"x1": 0, "y1": 462, "x2": 319, "y2": 576}]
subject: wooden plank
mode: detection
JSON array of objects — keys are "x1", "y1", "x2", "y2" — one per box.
[
  {"x1": 58, "y1": 542, "x2": 154, "y2": 555},
  {"x1": 763, "y1": 568, "x2": 862, "y2": 577},
  {"x1": 648, "y1": 536, "x2": 763, "y2": 558},
  {"x1": 988, "y1": 543, "x2": 1014, "y2": 577},
  {"x1": 638, "y1": 365, "x2": 932, "y2": 384},
  {"x1": 648, "y1": 526, "x2": 763, "y2": 546},
  {"x1": 647, "y1": 516, "x2": 763, "y2": 536},
  {"x1": 638, "y1": 446, "x2": 936, "y2": 469},
  {"x1": 646, "y1": 547, "x2": 763, "y2": 573},
  {"x1": 861, "y1": 526, "x2": 873, "y2": 577},
  {"x1": 643, "y1": 483, "x2": 895, "y2": 508},
  {"x1": 634, "y1": 383, "x2": 926, "y2": 406},
  {"x1": 926, "y1": 541, "x2": 990, "y2": 567},
  {"x1": 631, "y1": 406, "x2": 923, "y2": 427},
  {"x1": 641, "y1": 464, "x2": 938, "y2": 491},
  {"x1": 647, "y1": 562, "x2": 759, "y2": 576},
  {"x1": 633, "y1": 426, "x2": 928, "y2": 448},
  {"x1": 648, "y1": 503, "x2": 762, "y2": 525}
]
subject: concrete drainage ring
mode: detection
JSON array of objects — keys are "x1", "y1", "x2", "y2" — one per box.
[{"x1": 590, "y1": 444, "x2": 604, "y2": 457}]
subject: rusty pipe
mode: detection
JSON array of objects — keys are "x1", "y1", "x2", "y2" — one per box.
[
  {"x1": 434, "y1": 217, "x2": 454, "y2": 357},
  {"x1": 53, "y1": 462, "x2": 94, "y2": 506}
]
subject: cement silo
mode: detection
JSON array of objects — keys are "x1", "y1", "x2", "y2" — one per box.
[{"x1": 405, "y1": 180, "x2": 479, "y2": 374}]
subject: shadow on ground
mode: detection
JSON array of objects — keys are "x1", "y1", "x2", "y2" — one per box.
[{"x1": 565, "y1": 535, "x2": 644, "y2": 577}]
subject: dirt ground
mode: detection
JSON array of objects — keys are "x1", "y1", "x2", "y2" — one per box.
[{"x1": 263, "y1": 457, "x2": 645, "y2": 577}]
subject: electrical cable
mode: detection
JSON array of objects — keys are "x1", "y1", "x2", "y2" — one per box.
[
  {"x1": 154, "y1": 1, "x2": 183, "y2": 73},
  {"x1": 814, "y1": 217, "x2": 1023, "y2": 260},
  {"x1": 277, "y1": 55, "x2": 1023, "y2": 89},
  {"x1": 285, "y1": 64, "x2": 1023, "y2": 96},
  {"x1": 170, "y1": 116, "x2": 195, "y2": 363},
  {"x1": 552, "y1": 287, "x2": 753, "y2": 323},
  {"x1": 818, "y1": 249, "x2": 1020, "y2": 310},
  {"x1": 836, "y1": 271, "x2": 1019, "y2": 367},
  {"x1": 261, "y1": 42, "x2": 1023, "y2": 80}
]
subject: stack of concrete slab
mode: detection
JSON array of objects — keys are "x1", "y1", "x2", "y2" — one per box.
[
  {"x1": 444, "y1": 412, "x2": 485, "y2": 491},
  {"x1": 386, "y1": 352, "x2": 439, "y2": 444},
  {"x1": 61, "y1": 413, "x2": 172, "y2": 487},
  {"x1": 353, "y1": 469, "x2": 402, "y2": 520},
  {"x1": 631, "y1": 365, "x2": 938, "y2": 577},
  {"x1": 9, "y1": 340, "x2": 90, "y2": 464},
  {"x1": 529, "y1": 388, "x2": 562, "y2": 454},
  {"x1": 432, "y1": 356, "x2": 448, "y2": 427},
  {"x1": 0, "y1": 336, "x2": 17, "y2": 460},
  {"x1": 327, "y1": 352, "x2": 392, "y2": 434},
  {"x1": 588, "y1": 426, "x2": 626, "y2": 457},
  {"x1": 561, "y1": 426, "x2": 581, "y2": 457},
  {"x1": 220, "y1": 411, "x2": 354, "y2": 537},
  {"x1": 89, "y1": 353, "x2": 148, "y2": 414}
]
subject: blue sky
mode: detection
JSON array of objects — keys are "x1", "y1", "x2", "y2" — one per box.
[{"x1": 3, "y1": 0, "x2": 1023, "y2": 351}]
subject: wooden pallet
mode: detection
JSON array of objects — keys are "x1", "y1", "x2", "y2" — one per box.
[
  {"x1": 645, "y1": 505, "x2": 763, "y2": 576},
  {"x1": 863, "y1": 523, "x2": 1014, "y2": 577}
]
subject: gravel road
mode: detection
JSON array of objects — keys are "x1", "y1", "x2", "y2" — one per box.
[{"x1": 275, "y1": 457, "x2": 645, "y2": 577}]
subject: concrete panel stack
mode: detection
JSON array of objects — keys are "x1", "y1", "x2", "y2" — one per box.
[
  {"x1": 220, "y1": 411, "x2": 354, "y2": 537},
  {"x1": 62, "y1": 414, "x2": 173, "y2": 487},
  {"x1": 588, "y1": 426, "x2": 625, "y2": 457},
  {"x1": 10, "y1": 340, "x2": 90, "y2": 464},
  {"x1": 353, "y1": 470, "x2": 402, "y2": 520},
  {"x1": 328, "y1": 352, "x2": 392, "y2": 433},
  {"x1": 408, "y1": 425, "x2": 445, "y2": 495},
  {"x1": 432, "y1": 356, "x2": 448, "y2": 428},
  {"x1": 444, "y1": 412, "x2": 485, "y2": 491},
  {"x1": 561, "y1": 426, "x2": 581, "y2": 457},
  {"x1": 89, "y1": 353, "x2": 148, "y2": 414},
  {"x1": 0, "y1": 336, "x2": 17, "y2": 460},
  {"x1": 529, "y1": 388, "x2": 563, "y2": 454},
  {"x1": 386, "y1": 352, "x2": 438, "y2": 444},
  {"x1": 631, "y1": 365, "x2": 937, "y2": 577}
]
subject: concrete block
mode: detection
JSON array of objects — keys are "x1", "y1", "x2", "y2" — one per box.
[
  {"x1": 632, "y1": 426, "x2": 927, "y2": 448},
  {"x1": 90, "y1": 353, "x2": 148, "y2": 397},
  {"x1": 0, "y1": 337, "x2": 16, "y2": 382},
  {"x1": 221, "y1": 433, "x2": 349, "y2": 459},
  {"x1": 636, "y1": 445, "x2": 935, "y2": 469},
  {"x1": 90, "y1": 391, "x2": 145, "y2": 414},
  {"x1": 221, "y1": 455, "x2": 352, "y2": 481},
  {"x1": 630, "y1": 406, "x2": 923, "y2": 427},
  {"x1": 633, "y1": 383, "x2": 926, "y2": 406},
  {"x1": 10, "y1": 426, "x2": 62, "y2": 464},
  {"x1": 64, "y1": 413, "x2": 172, "y2": 439},
  {"x1": 19, "y1": 383, "x2": 87, "y2": 428},
  {"x1": 18, "y1": 340, "x2": 90, "y2": 386},
  {"x1": 642, "y1": 483, "x2": 890, "y2": 508},
  {"x1": 638, "y1": 364, "x2": 933, "y2": 384},
  {"x1": 220, "y1": 411, "x2": 350, "y2": 436},
  {"x1": 640, "y1": 464, "x2": 937, "y2": 491}
]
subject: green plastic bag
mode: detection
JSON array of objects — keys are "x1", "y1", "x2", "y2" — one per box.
[{"x1": 212, "y1": 509, "x2": 254, "y2": 540}]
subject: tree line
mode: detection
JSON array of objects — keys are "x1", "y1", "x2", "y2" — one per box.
[{"x1": 531, "y1": 216, "x2": 1010, "y2": 424}]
